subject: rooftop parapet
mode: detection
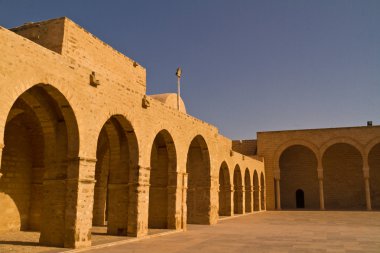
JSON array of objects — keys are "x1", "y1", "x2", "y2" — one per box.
[{"x1": 11, "y1": 17, "x2": 146, "y2": 94}]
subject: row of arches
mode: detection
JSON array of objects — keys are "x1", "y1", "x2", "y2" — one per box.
[
  {"x1": 278, "y1": 142, "x2": 380, "y2": 210},
  {"x1": 0, "y1": 84, "x2": 236, "y2": 247},
  {"x1": 218, "y1": 163, "x2": 265, "y2": 216}
]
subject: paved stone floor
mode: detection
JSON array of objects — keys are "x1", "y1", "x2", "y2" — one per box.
[
  {"x1": 0, "y1": 226, "x2": 171, "y2": 253},
  {"x1": 1, "y1": 211, "x2": 380, "y2": 253}
]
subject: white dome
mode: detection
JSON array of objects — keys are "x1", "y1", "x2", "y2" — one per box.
[{"x1": 149, "y1": 93, "x2": 187, "y2": 113}]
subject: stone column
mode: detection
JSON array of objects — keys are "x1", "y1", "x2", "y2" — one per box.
[
  {"x1": 167, "y1": 171, "x2": 182, "y2": 230},
  {"x1": 274, "y1": 169, "x2": 281, "y2": 210},
  {"x1": 127, "y1": 166, "x2": 150, "y2": 237},
  {"x1": 249, "y1": 186, "x2": 254, "y2": 212},
  {"x1": 62, "y1": 157, "x2": 96, "y2": 248},
  {"x1": 229, "y1": 185, "x2": 234, "y2": 216},
  {"x1": 210, "y1": 175, "x2": 220, "y2": 224},
  {"x1": 241, "y1": 187, "x2": 246, "y2": 214},
  {"x1": 317, "y1": 167, "x2": 325, "y2": 210},
  {"x1": 363, "y1": 168, "x2": 372, "y2": 211},
  {"x1": 181, "y1": 173, "x2": 188, "y2": 230},
  {"x1": 257, "y1": 186, "x2": 262, "y2": 211}
]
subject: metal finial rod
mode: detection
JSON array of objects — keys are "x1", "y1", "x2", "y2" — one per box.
[{"x1": 176, "y1": 67, "x2": 182, "y2": 111}]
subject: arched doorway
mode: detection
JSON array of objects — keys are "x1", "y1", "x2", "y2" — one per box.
[
  {"x1": 322, "y1": 143, "x2": 364, "y2": 209},
  {"x1": 149, "y1": 130, "x2": 176, "y2": 229},
  {"x1": 219, "y1": 162, "x2": 231, "y2": 216},
  {"x1": 369, "y1": 143, "x2": 380, "y2": 209},
  {"x1": 260, "y1": 172, "x2": 266, "y2": 210},
  {"x1": 253, "y1": 170, "x2": 260, "y2": 211},
  {"x1": 233, "y1": 165, "x2": 243, "y2": 214},
  {"x1": 92, "y1": 115, "x2": 138, "y2": 235},
  {"x1": 0, "y1": 84, "x2": 79, "y2": 246},
  {"x1": 186, "y1": 135, "x2": 211, "y2": 224},
  {"x1": 279, "y1": 145, "x2": 318, "y2": 209},
  {"x1": 296, "y1": 189, "x2": 305, "y2": 208},
  {"x1": 244, "y1": 169, "x2": 252, "y2": 213}
]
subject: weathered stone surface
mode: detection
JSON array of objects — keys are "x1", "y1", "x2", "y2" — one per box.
[{"x1": 0, "y1": 17, "x2": 265, "y2": 249}]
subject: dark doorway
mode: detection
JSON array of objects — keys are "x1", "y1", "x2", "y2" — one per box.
[{"x1": 296, "y1": 189, "x2": 305, "y2": 208}]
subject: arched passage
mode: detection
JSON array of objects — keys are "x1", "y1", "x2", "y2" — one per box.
[
  {"x1": 0, "y1": 84, "x2": 79, "y2": 246},
  {"x1": 149, "y1": 130, "x2": 176, "y2": 229},
  {"x1": 233, "y1": 165, "x2": 243, "y2": 214},
  {"x1": 279, "y1": 145, "x2": 319, "y2": 209},
  {"x1": 369, "y1": 143, "x2": 380, "y2": 209},
  {"x1": 244, "y1": 169, "x2": 252, "y2": 213},
  {"x1": 218, "y1": 162, "x2": 231, "y2": 216},
  {"x1": 260, "y1": 172, "x2": 266, "y2": 210},
  {"x1": 92, "y1": 115, "x2": 138, "y2": 236},
  {"x1": 186, "y1": 135, "x2": 211, "y2": 224},
  {"x1": 322, "y1": 143, "x2": 365, "y2": 209},
  {"x1": 253, "y1": 170, "x2": 260, "y2": 211}
]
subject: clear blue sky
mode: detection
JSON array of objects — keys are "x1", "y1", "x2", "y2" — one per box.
[{"x1": 1, "y1": 0, "x2": 379, "y2": 139}]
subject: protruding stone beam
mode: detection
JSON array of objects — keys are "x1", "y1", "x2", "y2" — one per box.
[
  {"x1": 317, "y1": 167, "x2": 325, "y2": 211},
  {"x1": 274, "y1": 169, "x2": 281, "y2": 210}
]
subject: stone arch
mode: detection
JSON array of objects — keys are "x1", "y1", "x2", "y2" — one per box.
[
  {"x1": 233, "y1": 165, "x2": 243, "y2": 214},
  {"x1": 322, "y1": 142, "x2": 365, "y2": 209},
  {"x1": 0, "y1": 84, "x2": 79, "y2": 247},
  {"x1": 0, "y1": 79, "x2": 81, "y2": 154},
  {"x1": 279, "y1": 145, "x2": 319, "y2": 209},
  {"x1": 320, "y1": 137, "x2": 364, "y2": 159},
  {"x1": 186, "y1": 135, "x2": 211, "y2": 224},
  {"x1": 274, "y1": 139, "x2": 319, "y2": 172},
  {"x1": 92, "y1": 115, "x2": 138, "y2": 236},
  {"x1": 260, "y1": 172, "x2": 266, "y2": 210},
  {"x1": 368, "y1": 142, "x2": 380, "y2": 209},
  {"x1": 253, "y1": 170, "x2": 260, "y2": 211},
  {"x1": 148, "y1": 129, "x2": 177, "y2": 229},
  {"x1": 244, "y1": 168, "x2": 252, "y2": 213},
  {"x1": 218, "y1": 161, "x2": 232, "y2": 216}
]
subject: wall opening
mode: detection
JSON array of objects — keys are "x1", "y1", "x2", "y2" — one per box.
[
  {"x1": 233, "y1": 165, "x2": 243, "y2": 214},
  {"x1": 279, "y1": 145, "x2": 318, "y2": 209},
  {"x1": 244, "y1": 169, "x2": 252, "y2": 213},
  {"x1": 253, "y1": 170, "x2": 260, "y2": 211},
  {"x1": 218, "y1": 162, "x2": 231, "y2": 216},
  {"x1": 186, "y1": 135, "x2": 211, "y2": 224},
  {"x1": 92, "y1": 115, "x2": 138, "y2": 236},
  {"x1": 260, "y1": 172, "x2": 265, "y2": 210},
  {"x1": 296, "y1": 189, "x2": 305, "y2": 208},
  {"x1": 0, "y1": 84, "x2": 79, "y2": 247},
  {"x1": 148, "y1": 130, "x2": 176, "y2": 229},
  {"x1": 368, "y1": 143, "x2": 380, "y2": 210},
  {"x1": 322, "y1": 143, "x2": 364, "y2": 210}
]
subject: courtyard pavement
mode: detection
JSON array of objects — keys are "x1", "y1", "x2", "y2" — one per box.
[{"x1": 1, "y1": 211, "x2": 380, "y2": 253}]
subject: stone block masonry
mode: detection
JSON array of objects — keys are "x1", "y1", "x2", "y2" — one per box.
[{"x1": 0, "y1": 17, "x2": 265, "y2": 249}]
